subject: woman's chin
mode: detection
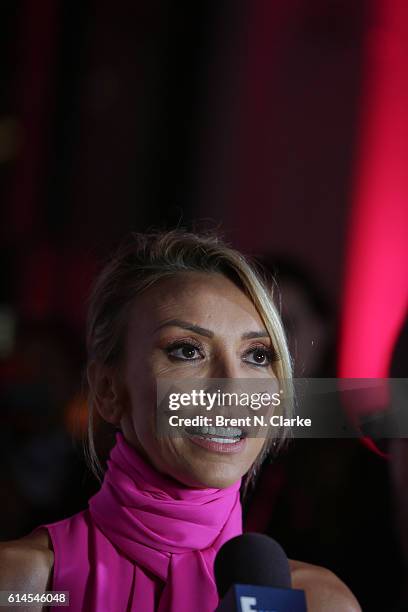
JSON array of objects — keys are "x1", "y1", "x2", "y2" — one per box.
[
  {"x1": 174, "y1": 462, "x2": 244, "y2": 489},
  {"x1": 169, "y1": 436, "x2": 264, "y2": 489}
]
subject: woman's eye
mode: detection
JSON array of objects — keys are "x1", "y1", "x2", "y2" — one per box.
[
  {"x1": 243, "y1": 347, "x2": 275, "y2": 367},
  {"x1": 166, "y1": 343, "x2": 203, "y2": 361}
]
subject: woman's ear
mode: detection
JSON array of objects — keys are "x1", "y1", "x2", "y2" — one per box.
[{"x1": 87, "y1": 361, "x2": 125, "y2": 426}]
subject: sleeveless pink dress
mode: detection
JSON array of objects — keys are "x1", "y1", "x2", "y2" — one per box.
[{"x1": 32, "y1": 433, "x2": 242, "y2": 611}]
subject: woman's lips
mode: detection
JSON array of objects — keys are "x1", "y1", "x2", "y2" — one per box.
[{"x1": 185, "y1": 432, "x2": 247, "y2": 454}]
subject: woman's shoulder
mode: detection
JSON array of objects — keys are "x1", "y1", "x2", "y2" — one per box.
[
  {"x1": 289, "y1": 558, "x2": 362, "y2": 611},
  {"x1": 0, "y1": 528, "x2": 54, "y2": 593}
]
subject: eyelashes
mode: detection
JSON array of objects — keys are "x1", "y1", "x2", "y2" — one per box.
[
  {"x1": 164, "y1": 339, "x2": 279, "y2": 367},
  {"x1": 165, "y1": 339, "x2": 204, "y2": 362},
  {"x1": 243, "y1": 345, "x2": 279, "y2": 367}
]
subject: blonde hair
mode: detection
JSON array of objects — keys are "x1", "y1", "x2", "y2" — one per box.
[{"x1": 84, "y1": 228, "x2": 293, "y2": 490}]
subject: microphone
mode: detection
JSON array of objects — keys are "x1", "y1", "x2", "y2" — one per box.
[{"x1": 214, "y1": 533, "x2": 307, "y2": 611}]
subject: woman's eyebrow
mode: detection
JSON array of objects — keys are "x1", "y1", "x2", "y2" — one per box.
[
  {"x1": 241, "y1": 330, "x2": 270, "y2": 340},
  {"x1": 154, "y1": 319, "x2": 269, "y2": 340},
  {"x1": 154, "y1": 319, "x2": 214, "y2": 337}
]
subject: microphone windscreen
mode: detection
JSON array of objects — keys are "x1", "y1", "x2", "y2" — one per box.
[{"x1": 214, "y1": 533, "x2": 292, "y2": 599}]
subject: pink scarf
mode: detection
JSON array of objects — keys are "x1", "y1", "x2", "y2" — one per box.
[{"x1": 66, "y1": 432, "x2": 242, "y2": 611}]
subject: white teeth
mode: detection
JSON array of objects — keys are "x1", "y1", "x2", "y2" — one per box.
[
  {"x1": 208, "y1": 437, "x2": 237, "y2": 444},
  {"x1": 189, "y1": 426, "x2": 242, "y2": 437}
]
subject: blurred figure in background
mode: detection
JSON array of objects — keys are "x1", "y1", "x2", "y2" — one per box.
[
  {"x1": 264, "y1": 256, "x2": 335, "y2": 378},
  {"x1": 244, "y1": 255, "x2": 402, "y2": 612}
]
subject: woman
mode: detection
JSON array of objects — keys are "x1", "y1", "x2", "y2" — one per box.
[{"x1": 0, "y1": 230, "x2": 361, "y2": 611}]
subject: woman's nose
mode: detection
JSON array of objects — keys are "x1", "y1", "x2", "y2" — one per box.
[{"x1": 208, "y1": 353, "x2": 242, "y2": 379}]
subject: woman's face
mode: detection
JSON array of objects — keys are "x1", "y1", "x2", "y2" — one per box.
[{"x1": 117, "y1": 271, "x2": 278, "y2": 488}]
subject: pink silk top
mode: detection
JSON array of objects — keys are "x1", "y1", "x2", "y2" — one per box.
[{"x1": 32, "y1": 433, "x2": 242, "y2": 611}]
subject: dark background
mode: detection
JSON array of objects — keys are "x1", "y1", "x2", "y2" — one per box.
[{"x1": 0, "y1": 2, "x2": 407, "y2": 610}]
